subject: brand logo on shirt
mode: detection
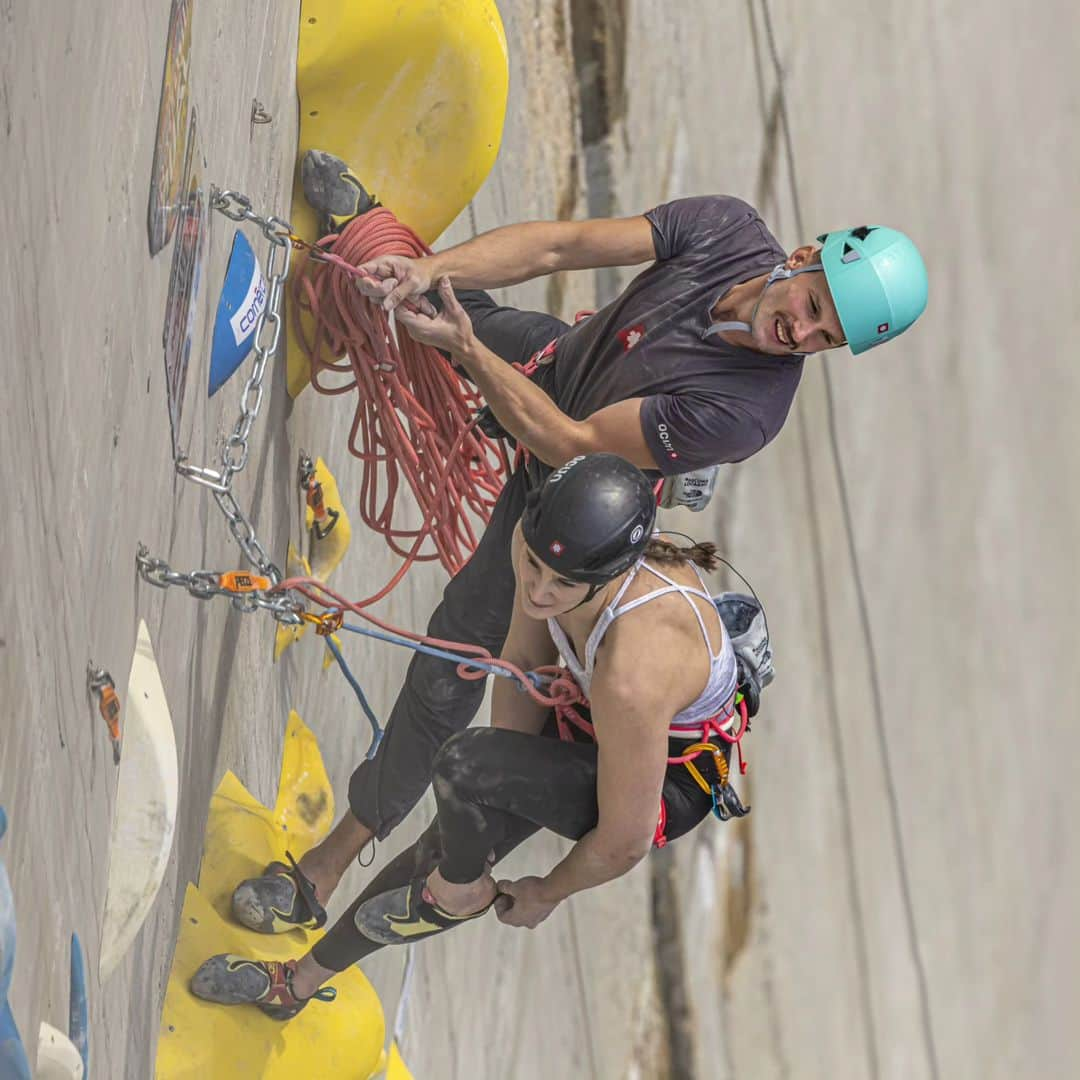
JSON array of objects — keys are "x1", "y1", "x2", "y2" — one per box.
[
  {"x1": 617, "y1": 323, "x2": 646, "y2": 351},
  {"x1": 656, "y1": 422, "x2": 678, "y2": 460},
  {"x1": 549, "y1": 541, "x2": 565, "y2": 556}
]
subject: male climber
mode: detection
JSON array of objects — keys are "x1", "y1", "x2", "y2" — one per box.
[{"x1": 228, "y1": 150, "x2": 929, "y2": 936}]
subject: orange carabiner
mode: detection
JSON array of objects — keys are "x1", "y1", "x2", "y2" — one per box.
[
  {"x1": 88, "y1": 668, "x2": 122, "y2": 764},
  {"x1": 315, "y1": 610, "x2": 344, "y2": 636},
  {"x1": 681, "y1": 741, "x2": 729, "y2": 795}
]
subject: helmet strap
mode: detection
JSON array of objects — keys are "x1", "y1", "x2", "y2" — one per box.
[
  {"x1": 566, "y1": 582, "x2": 604, "y2": 612},
  {"x1": 704, "y1": 263, "x2": 824, "y2": 349}
]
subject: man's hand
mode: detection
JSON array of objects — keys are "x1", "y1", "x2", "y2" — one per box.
[
  {"x1": 354, "y1": 253, "x2": 434, "y2": 310},
  {"x1": 394, "y1": 276, "x2": 477, "y2": 356},
  {"x1": 494, "y1": 876, "x2": 561, "y2": 929}
]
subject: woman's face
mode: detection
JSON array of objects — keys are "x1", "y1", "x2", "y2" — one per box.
[{"x1": 517, "y1": 541, "x2": 591, "y2": 618}]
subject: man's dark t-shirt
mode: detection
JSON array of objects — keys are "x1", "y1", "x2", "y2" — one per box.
[{"x1": 541, "y1": 195, "x2": 803, "y2": 476}]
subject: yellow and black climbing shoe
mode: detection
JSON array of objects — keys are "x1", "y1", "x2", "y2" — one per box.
[
  {"x1": 301, "y1": 149, "x2": 377, "y2": 235},
  {"x1": 190, "y1": 955, "x2": 336, "y2": 1021},
  {"x1": 353, "y1": 876, "x2": 495, "y2": 946},
  {"x1": 231, "y1": 851, "x2": 327, "y2": 934}
]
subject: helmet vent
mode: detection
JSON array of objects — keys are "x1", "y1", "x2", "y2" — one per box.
[
  {"x1": 841, "y1": 242, "x2": 861, "y2": 264},
  {"x1": 850, "y1": 225, "x2": 875, "y2": 240}
]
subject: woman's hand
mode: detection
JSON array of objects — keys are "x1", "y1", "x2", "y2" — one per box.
[
  {"x1": 494, "y1": 876, "x2": 561, "y2": 929},
  {"x1": 394, "y1": 276, "x2": 477, "y2": 357},
  {"x1": 354, "y1": 254, "x2": 434, "y2": 310}
]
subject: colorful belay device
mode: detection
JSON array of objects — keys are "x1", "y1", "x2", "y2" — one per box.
[{"x1": 209, "y1": 229, "x2": 266, "y2": 396}]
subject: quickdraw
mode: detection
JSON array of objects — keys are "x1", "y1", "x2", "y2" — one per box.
[
  {"x1": 298, "y1": 452, "x2": 340, "y2": 541},
  {"x1": 87, "y1": 666, "x2": 122, "y2": 765}
]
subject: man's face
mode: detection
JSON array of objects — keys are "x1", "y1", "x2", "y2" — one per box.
[{"x1": 752, "y1": 246, "x2": 846, "y2": 355}]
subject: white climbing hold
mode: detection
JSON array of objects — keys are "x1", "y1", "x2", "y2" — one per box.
[{"x1": 99, "y1": 620, "x2": 179, "y2": 981}]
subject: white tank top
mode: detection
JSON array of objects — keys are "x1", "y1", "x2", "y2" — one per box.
[{"x1": 546, "y1": 559, "x2": 738, "y2": 733}]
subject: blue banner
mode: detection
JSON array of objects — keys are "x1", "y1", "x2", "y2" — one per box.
[{"x1": 209, "y1": 229, "x2": 265, "y2": 397}]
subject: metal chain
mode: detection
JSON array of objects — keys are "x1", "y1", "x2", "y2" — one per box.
[
  {"x1": 135, "y1": 545, "x2": 304, "y2": 624},
  {"x1": 174, "y1": 187, "x2": 293, "y2": 584}
]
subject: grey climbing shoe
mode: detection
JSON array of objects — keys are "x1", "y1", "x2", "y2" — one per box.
[
  {"x1": 190, "y1": 955, "x2": 336, "y2": 1021},
  {"x1": 231, "y1": 852, "x2": 327, "y2": 934},
  {"x1": 301, "y1": 149, "x2": 377, "y2": 234}
]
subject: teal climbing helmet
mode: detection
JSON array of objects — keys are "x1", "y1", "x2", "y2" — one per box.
[{"x1": 817, "y1": 226, "x2": 928, "y2": 354}]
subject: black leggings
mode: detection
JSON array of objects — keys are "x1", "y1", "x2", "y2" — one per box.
[
  {"x1": 312, "y1": 718, "x2": 721, "y2": 972},
  {"x1": 345, "y1": 290, "x2": 568, "y2": 839}
]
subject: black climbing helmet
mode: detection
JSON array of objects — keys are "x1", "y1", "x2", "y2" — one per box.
[{"x1": 521, "y1": 454, "x2": 656, "y2": 585}]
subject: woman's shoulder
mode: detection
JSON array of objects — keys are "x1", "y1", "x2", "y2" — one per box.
[{"x1": 604, "y1": 560, "x2": 722, "y2": 660}]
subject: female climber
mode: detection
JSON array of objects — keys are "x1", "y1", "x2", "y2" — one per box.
[{"x1": 191, "y1": 452, "x2": 769, "y2": 1018}]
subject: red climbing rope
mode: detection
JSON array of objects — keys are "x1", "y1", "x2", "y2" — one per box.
[
  {"x1": 280, "y1": 574, "x2": 584, "y2": 711},
  {"x1": 290, "y1": 210, "x2": 512, "y2": 607}
]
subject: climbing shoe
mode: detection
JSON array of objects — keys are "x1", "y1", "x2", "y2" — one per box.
[
  {"x1": 190, "y1": 955, "x2": 336, "y2": 1021},
  {"x1": 231, "y1": 851, "x2": 327, "y2": 934},
  {"x1": 353, "y1": 876, "x2": 495, "y2": 946},
  {"x1": 301, "y1": 149, "x2": 377, "y2": 234}
]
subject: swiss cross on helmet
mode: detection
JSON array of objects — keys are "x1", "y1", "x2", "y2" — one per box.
[{"x1": 521, "y1": 453, "x2": 656, "y2": 585}]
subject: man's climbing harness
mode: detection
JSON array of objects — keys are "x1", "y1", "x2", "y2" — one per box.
[{"x1": 289, "y1": 208, "x2": 512, "y2": 606}]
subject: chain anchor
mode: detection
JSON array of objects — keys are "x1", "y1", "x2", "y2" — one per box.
[{"x1": 135, "y1": 545, "x2": 304, "y2": 625}]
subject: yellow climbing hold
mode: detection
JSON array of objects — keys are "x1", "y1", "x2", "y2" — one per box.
[
  {"x1": 273, "y1": 542, "x2": 312, "y2": 661},
  {"x1": 384, "y1": 1041, "x2": 416, "y2": 1080},
  {"x1": 155, "y1": 711, "x2": 385, "y2": 1079},
  {"x1": 286, "y1": 0, "x2": 509, "y2": 397}
]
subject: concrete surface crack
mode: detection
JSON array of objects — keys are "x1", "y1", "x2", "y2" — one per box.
[{"x1": 649, "y1": 847, "x2": 697, "y2": 1080}]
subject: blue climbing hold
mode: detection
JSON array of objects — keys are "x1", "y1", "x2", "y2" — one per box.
[
  {"x1": 0, "y1": 809, "x2": 29, "y2": 1080},
  {"x1": 69, "y1": 933, "x2": 89, "y2": 1076},
  {"x1": 208, "y1": 229, "x2": 266, "y2": 396}
]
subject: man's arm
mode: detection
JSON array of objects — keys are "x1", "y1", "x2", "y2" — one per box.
[
  {"x1": 359, "y1": 215, "x2": 656, "y2": 309},
  {"x1": 458, "y1": 336, "x2": 658, "y2": 468},
  {"x1": 396, "y1": 278, "x2": 660, "y2": 469}
]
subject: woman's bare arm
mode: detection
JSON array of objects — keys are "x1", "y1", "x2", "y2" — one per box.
[
  {"x1": 490, "y1": 527, "x2": 559, "y2": 735},
  {"x1": 538, "y1": 646, "x2": 675, "y2": 901}
]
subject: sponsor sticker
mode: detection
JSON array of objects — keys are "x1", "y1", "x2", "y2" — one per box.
[
  {"x1": 147, "y1": 0, "x2": 195, "y2": 255},
  {"x1": 162, "y1": 107, "x2": 206, "y2": 457},
  {"x1": 656, "y1": 422, "x2": 678, "y2": 460},
  {"x1": 549, "y1": 455, "x2": 586, "y2": 483}
]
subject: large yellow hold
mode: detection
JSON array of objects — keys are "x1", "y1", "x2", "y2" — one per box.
[
  {"x1": 287, "y1": 0, "x2": 509, "y2": 397},
  {"x1": 156, "y1": 712, "x2": 385, "y2": 1079}
]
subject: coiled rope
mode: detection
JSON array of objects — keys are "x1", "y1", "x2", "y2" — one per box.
[{"x1": 290, "y1": 209, "x2": 512, "y2": 607}]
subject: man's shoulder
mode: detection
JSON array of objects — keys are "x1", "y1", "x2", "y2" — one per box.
[{"x1": 646, "y1": 194, "x2": 782, "y2": 264}]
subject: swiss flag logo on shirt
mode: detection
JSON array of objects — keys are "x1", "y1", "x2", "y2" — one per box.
[{"x1": 617, "y1": 323, "x2": 646, "y2": 352}]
